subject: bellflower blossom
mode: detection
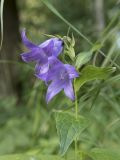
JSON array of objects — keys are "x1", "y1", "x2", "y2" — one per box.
[
  {"x1": 20, "y1": 30, "x2": 63, "y2": 81},
  {"x1": 37, "y1": 59, "x2": 79, "y2": 103},
  {"x1": 20, "y1": 29, "x2": 79, "y2": 103}
]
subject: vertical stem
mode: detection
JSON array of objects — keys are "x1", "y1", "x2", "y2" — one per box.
[
  {"x1": 74, "y1": 79, "x2": 78, "y2": 119},
  {"x1": 74, "y1": 79, "x2": 78, "y2": 160},
  {"x1": 75, "y1": 138, "x2": 78, "y2": 160},
  {"x1": 75, "y1": 89, "x2": 78, "y2": 119}
]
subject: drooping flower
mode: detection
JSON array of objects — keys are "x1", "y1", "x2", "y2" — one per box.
[
  {"x1": 20, "y1": 29, "x2": 79, "y2": 103},
  {"x1": 20, "y1": 29, "x2": 63, "y2": 81},
  {"x1": 44, "y1": 62, "x2": 79, "y2": 103}
]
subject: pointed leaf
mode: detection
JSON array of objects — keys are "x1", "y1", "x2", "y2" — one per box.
[
  {"x1": 75, "y1": 65, "x2": 116, "y2": 92},
  {"x1": 75, "y1": 51, "x2": 93, "y2": 69},
  {"x1": 55, "y1": 111, "x2": 88, "y2": 155}
]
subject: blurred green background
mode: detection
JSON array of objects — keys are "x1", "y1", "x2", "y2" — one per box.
[{"x1": 0, "y1": 0, "x2": 120, "y2": 156}]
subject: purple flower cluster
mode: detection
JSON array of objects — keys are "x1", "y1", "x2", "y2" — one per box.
[{"x1": 21, "y1": 30, "x2": 79, "y2": 103}]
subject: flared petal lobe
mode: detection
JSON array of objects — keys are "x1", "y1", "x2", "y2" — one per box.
[
  {"x1": 46, "y1": 80, "x2": 64, "y2": 103},
  {"x1": 21, "y1": 30, "x2": 38, "y2": 49},
  {"x1": 21, "y1": 48, "x2": 47, "y2": 64},
  {"x1": 64, "y1": 80, "x2": 75, "y2": 100},
  {"x1": 65, "y1": 64, "x2": 79, "y2": 79}
]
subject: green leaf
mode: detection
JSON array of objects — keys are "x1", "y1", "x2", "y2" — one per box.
[
  {"x1": 75, "y1": 44, "x2": 102, "y2": 69},
  {"x1": 55, "y1": 111, "x2": 88, "y2": 155},
  {"x1": 75, "y1": 65, "x2": 116, "y2": 92},
  {"x1": 75, "y1": 51, "x2": 93, "y2": 69},
  {"x1": 88, "y1": 148, "x2": 120, "y2": 160},
  {"x1": 0, "y1": 154, "x2": 64, "y2": 160}
]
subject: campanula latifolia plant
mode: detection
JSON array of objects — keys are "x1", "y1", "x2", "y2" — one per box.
[{"x1": 20, "y1": 29, "x2": 116, "y2": 160}]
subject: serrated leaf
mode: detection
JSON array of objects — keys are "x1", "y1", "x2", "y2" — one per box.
[
  {"x1": 75, "y1": 65, "x2": 116, "y2": 92},
  {"x1": 75, "y1": 51, "x2": 93, "y2": 69},
  {"x1": 0, "y1": 154, "x2": 64, "y2": 160},
  {"x1": 55, "y1": 111, "x2": 88, "y2": 155},
  {"x1": 88, "y1": 148, "x2": 120, "y2": 160}
]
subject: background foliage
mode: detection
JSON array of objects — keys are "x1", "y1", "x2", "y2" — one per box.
[{"x1": 0, "y1": 0, "x2": 120, "y2": 159}]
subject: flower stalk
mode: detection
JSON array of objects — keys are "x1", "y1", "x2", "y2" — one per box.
[
  {"x1": 74, "y1": 79, "x2": 78, "y2": 160},
  {"x1": 74, "y1": 79, "x2": 78, "y2": 119}
]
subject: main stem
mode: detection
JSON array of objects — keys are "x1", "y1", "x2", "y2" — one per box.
[
  {"x1": 74, "y1": 79, "x2": 78, "y2": 119},
  {"x1": 74, "y1": 79, "x2": 78, "y2": 160},
  {"x1": 75, "y1": 90, "x2": 78, "y2": 119}
]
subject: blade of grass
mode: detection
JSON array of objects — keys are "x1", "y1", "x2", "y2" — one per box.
[
  {"x1": 106, "y1": 74, "x2": 120, "y2": 83},
  {"x1": 0, "y1": 0, "x2": 4, "y2": 51},
  {"x1": 102, "y1": 42, "x2": 117, "y2": 67},
  {"x1": 101, "y1": 12, "x2": 120, "y2": 36}
]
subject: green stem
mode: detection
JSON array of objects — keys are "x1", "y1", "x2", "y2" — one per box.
[
  {"x1": 75, "y1": 138, "x2": 78, "y2": 160},
  {"x1": 74, "y1": 79, "x2": 78, "y2": 119},
  {"x1": 74, "y1": 79, "x2": 78, "y2": 160}
]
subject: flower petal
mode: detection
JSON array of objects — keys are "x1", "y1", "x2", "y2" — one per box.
[
  {"x1": 64, "y1": 80, "x2": 75, "y2": 101},
  {"x1": 40, "y1": 40, "x2": 54, "y2": 57},
  {"x1": 48, "y1": 56, "x2": 63, "y2": 67},
  {"x1": 46, "y1": 65, "x2": 65, "y2": 81},
  {"x1": 35, "y1": 62, "x2": 49, "y2": 75},
  {"x1": 36, "y1": 57, "x2": 63, "y2": 82},
  {"x1": 21, "y1": 29, "x2": 38, "y2": 49},
  {"x1": 39, "y1": 38, "x2": 51, "y2": 48},
  {"x1": 46, "y1": 57, "x2": 63, "y2": 81},
  {"x1": 35, "y1": 72, "x2": 48, "y2": 81},
  {"x1": 21, "y1": 48, "x2": 47, "y2": 63},
  {"x1": 52, "y1": 38, "x2": 63, "y2": 57},
  {"x1": 39, "y1": 38, "x2": 63, "y2": 57},
  {"x1": 65, "y1": 64, "x2": 79, "y2": 79},
  {"x1": 46, "y1": 80, "x2": 64, "y2": 103}
]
